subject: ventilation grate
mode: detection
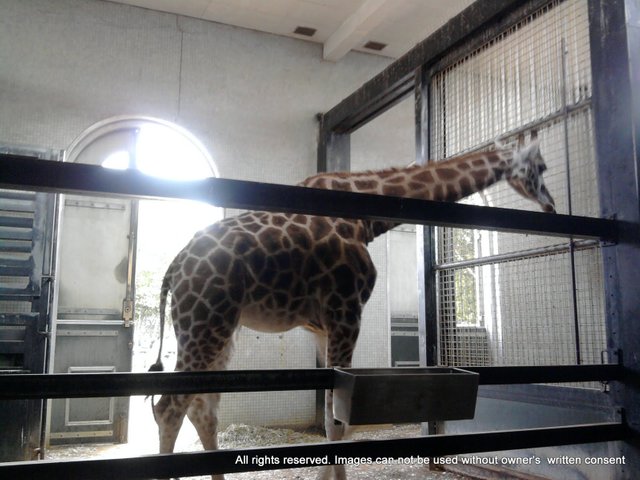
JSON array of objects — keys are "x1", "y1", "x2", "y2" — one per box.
[
  {"x1": 293, "y1": 26, "x2": 317, "y2": 37},
  {"x1": 363, "y1": 41, "x2": 387, "y2": 51}
]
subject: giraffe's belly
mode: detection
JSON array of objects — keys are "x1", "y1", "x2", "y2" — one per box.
[{"x1": 238, "y1": 304, "x2": 312, "y2": 333}]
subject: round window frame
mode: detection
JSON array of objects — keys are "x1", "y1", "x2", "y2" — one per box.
[{"x1": 65, "y1": 115, "x2": 219, "y2": 178}]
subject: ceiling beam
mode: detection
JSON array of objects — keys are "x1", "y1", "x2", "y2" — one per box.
[{"x1": 322, "y1": 0, "x2": 393, "y2": 62}]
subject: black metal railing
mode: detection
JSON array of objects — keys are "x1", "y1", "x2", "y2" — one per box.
[
  {"x1": 0, "y1": 154, "x2": 619, "y2": 241},
  {"x1": 2, "y1": 423, "x2": 630, "y2": 479},
  {"x1": 0, "y1": 365, "x2": 625, "y2": 400},
  {"x1": 0, "y1": 153, "x2": 628, "y2": 478}
]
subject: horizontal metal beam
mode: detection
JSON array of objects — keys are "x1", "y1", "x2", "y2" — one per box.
[
  {"x1": 0, "y1": 369, "x2": 335, "y2": 400},
  {"x1": 0, "y1": 365, "x2": 625, "y2": 400},
  {"x1": 467, "y1": 365, "x2": 625, "y2": 385},
  {"x1": 435, "y1": 239, "x2": 600, "y2": 271},
  {"x1": 0, "y1": 155, "x2": 619, "y2": 240},
  {"x1": 1, "y1": 423, "x2": 629, "y2": 479}
]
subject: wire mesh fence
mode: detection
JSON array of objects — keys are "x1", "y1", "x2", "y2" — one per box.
[{"x1": 429, "y1": 0, "x2": 606, "y2": 384}]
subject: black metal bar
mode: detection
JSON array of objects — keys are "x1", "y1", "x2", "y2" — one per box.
[
  {"x1": 0, "y1": 365, "x2": 626, "y2": 400},
  {"x1": 322, "y1": 0, "x2": 551, "y2": 133},
  {"x1": 0, "y1": 369, "x2": 335, "y2": 400},
  {"x1": 434, "y1": 239, "x2": 599, "y2": 271},
  {"x1": 315, "y1": 114, "x2": 351, "y2": 425},
  {"x1": 479, "y1": 384, "x2": 615, "y2": 413},
  {"x1": 0, "y1": 155, "x2": 619, "y2": 240},
  {"x1": 558, "y1": 35, "x2": 583, "y2": 366},
  {"x1": 415, "y1": 63, "x2": 440, "y2": 437},
  {"x1": 0, "y1": 423, "x2": 629, "y2": 479},
  {"x1": 414, "y1": 64, "x2": 439, "y2": 368}
]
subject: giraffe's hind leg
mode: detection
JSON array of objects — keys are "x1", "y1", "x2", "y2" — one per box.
[
  {"x1": 153, "y1": 302, "x2": 238, "y2": 480},
  {"x1": 185, "y1": 335, "x2": 235, "y2": 480},
  {"x1": 187, "y1": 393, "x2": 222, "y2": 450},
  {"x1": 153, "y1": 392, "x2": 194, "y2": 454},
  {"x1": 152, "y1": 337, "x2": 200, "y2": 456}
]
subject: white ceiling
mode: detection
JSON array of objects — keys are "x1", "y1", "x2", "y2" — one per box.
[{"x1": 104, "y1": 0, "x2": 474, "y2": 61}]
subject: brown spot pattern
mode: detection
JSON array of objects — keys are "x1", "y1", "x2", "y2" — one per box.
[{"x1": 436, "y1": 167, "x2": 459, "y2": 181}]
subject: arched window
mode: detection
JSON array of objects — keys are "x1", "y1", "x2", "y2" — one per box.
[{"x1": 67, "y1": 116, "x2": 218, "y2": 177}]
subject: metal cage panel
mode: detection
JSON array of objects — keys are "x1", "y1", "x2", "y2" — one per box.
[{"x1": 429, "y1": 0, "x2": 606, "y2": 380}]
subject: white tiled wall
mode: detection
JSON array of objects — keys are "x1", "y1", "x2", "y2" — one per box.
[{"x1": 0, "y1": 0, "x2": 408, "y2": 428}]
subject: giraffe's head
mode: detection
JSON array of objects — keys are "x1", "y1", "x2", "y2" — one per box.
[{"x1": 506, "y1": 131, "x2": 556, "y2": 213}]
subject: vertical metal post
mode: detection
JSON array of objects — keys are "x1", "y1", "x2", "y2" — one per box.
[
  {"x1": 123, "y1": 129, "x2": 140, "y2": 328},
  {"x1": 589, "y1": 0, "x2": 640, "y2": 477},
  {"x1": 560, "y1": 37, "x2": 582, "y2": 365},
  {"x1": 315, "y1": 115, "x2": 351, "y2": 426},
  {"x1": 415, "y1": 65, "x2": 440, "y2": 438},
  {"x1": 415, "y1": 64, "x2": 438, "y2": 368}
]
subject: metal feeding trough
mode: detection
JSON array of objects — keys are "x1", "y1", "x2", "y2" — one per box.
[{"x1": 333, "y1": 367, "x2": 479, "y2": 425}]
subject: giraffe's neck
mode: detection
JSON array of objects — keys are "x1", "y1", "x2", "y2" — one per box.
[{"x1": 302, "y1": 149, "x2": 513, "y2": 240}]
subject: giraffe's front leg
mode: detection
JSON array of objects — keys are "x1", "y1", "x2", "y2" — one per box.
[
  {"x1": 316, "y1": 325, "x2": 359, "y2": 480},
  {"x1": 187, "y1": 393, "x2": 224, "y2": 480},
  {"x1": 316, "y1": 389, "x2": 353, "y2": 480}
]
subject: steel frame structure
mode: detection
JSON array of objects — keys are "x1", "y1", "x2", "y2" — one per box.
[
  {"x1": 0, "y1": 0, "x2": 637, "y2": 477},
  {"x1": 316, "y1": 0, "x2": 640, "y2": 477}
]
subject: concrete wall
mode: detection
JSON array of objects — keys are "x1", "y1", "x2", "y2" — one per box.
[{"x1": 0, "y1": 0, "x2": 412, "y2": 429}]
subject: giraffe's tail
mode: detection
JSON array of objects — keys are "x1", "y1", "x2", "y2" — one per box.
[
  {"x1": 149, "y1": 271, "x2": 171, "y2": 373},
  {"x1": 148, "y1": 271, "x2": 171, "y2": 417}
]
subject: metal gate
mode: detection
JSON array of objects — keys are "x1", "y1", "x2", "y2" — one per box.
[{"x1": 0, "y1": 145, "x2": 60, "y2": 461}]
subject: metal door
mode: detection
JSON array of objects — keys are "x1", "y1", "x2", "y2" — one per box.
[
  {"x1": 48, "y1": 123, "x2": 139, "y2": 445},
  {"x1": 49, "y1": 192, "x2": 136, "y2": 445},
  {"x1": 0, "y1": 145, "x2": 60, "y2": 461}
]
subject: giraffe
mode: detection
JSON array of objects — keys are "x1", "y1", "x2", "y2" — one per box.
[{"x1": 149, "y1": 132, "x2": 554, "y2": 480}]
